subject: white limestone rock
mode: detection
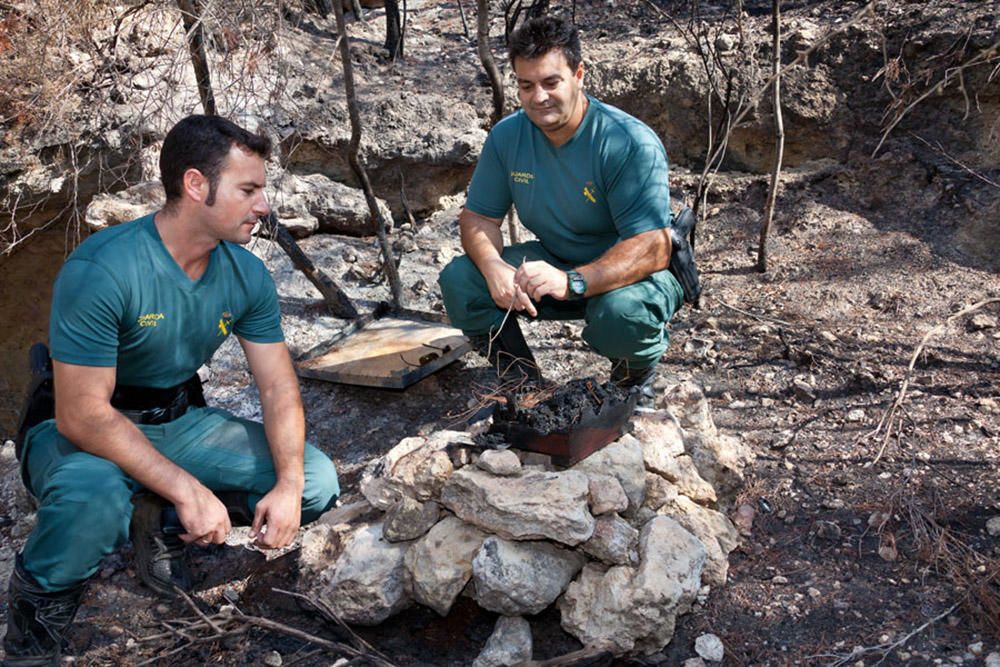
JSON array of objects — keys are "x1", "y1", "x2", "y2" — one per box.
[
  {"x1": 633, "y1": 414, "x2": 686, "y2": 471},
  {"x1": 472, "y1": 536, "x2": 586, "y2": 615},
  {"x1": 273, "y1": 172, "x2": 394, "y2": 237},
  {"x1": 404, "y1": 516, "x2": 488, "y2": 616},
  {"x1": 361, "y1": 431, "x2": 471, "y2": 510},
  {"x1": 572, "y1": 435, "x2": 646, "y2": 512},
  {"x1": 559, "y1": 517, "x2": 706, "y2": 655},
  {"x1": 84, "y1": 180, "x2": 164, "y2": 231},
  {"x1": 476, "y1": 449, "x2": 522, "y2": 476},
  {"x1": 440, "y1": 467, "x2": 595, "y2": 546},
  {"x1": 472, "y1": 616, "x2": 533, "y2": 667},
  {"x1": 321, "y1": 523, "x2": 412, "y2": 625},
  {"x1": 643, "y1": 473, "x2": 680, "y2": 511},
  {"x1": 658, "y1": 495, "x2": 740, "y2": 586},
  {"x1": 588, "y1": 474, "x2": 629, "y2": 516},
  {"x1": 384, "y1": 497, "x2": 441, "y2": 543},
  {"x1": 581, "y1": 514, "x2": 639, "y2": 565},
  {"x1": 695, "y1": 633, "x2": 725, "y2": 662},
  {"x1": 650, "y1": 454, "x2": 717, "y2": 505}
]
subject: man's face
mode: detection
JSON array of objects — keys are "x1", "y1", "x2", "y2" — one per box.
[
  {"x1": 514, "y1": 49, "x2": 585, "y2": 136},
  {"x1": 201, "y1": 145, "x2": 269, "y2": 245}
]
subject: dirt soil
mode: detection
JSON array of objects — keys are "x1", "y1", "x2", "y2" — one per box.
[{"x1": 0, "y1": 0, "x2": 998, "y2": 665}]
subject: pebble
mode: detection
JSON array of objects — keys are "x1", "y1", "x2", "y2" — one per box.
[
  {"x1": 820, "y1": 330, "x2": 838, "y2": 342},
  {"x1": 155, "y1": 604, "x2": 170, "y2": 615},
  {"x1": 845, "y1": 408, "x2": 865, "y2": 422},
  {"x1": 968, "y1": 642, "x2": 983, "y2": 655},
  {"x1": 807, "y1": 587, "x2": 821, "y2": 599},
  {"x1": 683, "y1": 659, "x2": 707, "y2": 667},
  {"x1": 986, "y1": 653, "x2": 1000, "y2": 667},
  {"x1": 263, "y1": 650, "x2": 283, "y2": 667},
  {"x1": 986, "y1": 516, "x2": 1000, "y2": 537},
  {"x1": 694, "y1": 633, "x2": 725, "y2": 662},
  {"x1": 771, "y1": 575, "x2": 789, "y2": 584},
  {"x1": 815, "y1": 520, "x2": 842, "y2": 541}
]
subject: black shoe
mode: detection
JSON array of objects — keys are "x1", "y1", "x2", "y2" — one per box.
[
  {"x1": 3, "y1": 555, "x2": 84, "y2": 667},
  {"x1": 610, "y1": 360, "x2": 659, "y2": 408},
  {"x1": 130, "y1": 494, "x2": 192, "y2": 597},
  {"x1": 468, "y1": 317, "x2": 542, "y2": 384}
]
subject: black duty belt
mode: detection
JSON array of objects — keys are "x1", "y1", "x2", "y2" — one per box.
[{"x1": 111, "y1": 375, "x2": 206, "y2": 425}]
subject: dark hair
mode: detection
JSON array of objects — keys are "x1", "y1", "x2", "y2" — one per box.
[
  {"x1": 508, "y1": 16, "x2": 582, "y2": 70},
  {"x1": 160, "y1": 115, "x2": 271, "y2": 207}
]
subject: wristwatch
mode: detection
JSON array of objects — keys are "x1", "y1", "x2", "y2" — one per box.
[{"x1": 566, "y1": 270, "x2": 587, "y2": 300}]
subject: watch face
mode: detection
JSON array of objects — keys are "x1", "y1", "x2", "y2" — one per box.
[{"x1": 569, "y1": 272, "x2": 586, "y2": 296}]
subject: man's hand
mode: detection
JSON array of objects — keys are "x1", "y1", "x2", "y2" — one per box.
[
  {"x1": 485, "y1": 259, "x2": 538, "y2": 316},
  {"x1": 515, "y1": 260, "x2": 570, "y2": 301},
  {"x1": 250, "y1": 480, "x2": 303, "y2": 549},
  {"x1": 175, "y1": 484, "x2": 232, "y2": 546}
]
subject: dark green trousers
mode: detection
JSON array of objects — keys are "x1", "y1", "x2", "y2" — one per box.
[
  {"x1": 438, "y1": 241, "x2": 684, "y2": 369},
  {"x1": 20, "y1": 407, "x2": 339, "y2": 591}
]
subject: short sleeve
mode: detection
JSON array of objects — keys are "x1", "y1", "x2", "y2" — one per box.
[
  {"x1": 49, "y1": 259, "x2": 126, "y2": 367},
  {"x1": 605, "y1": 137, "x2": 671, "y2": 240},
  {"x1": 233, "y1": 265, "x2": 284, "y2": 343},
  {"x1": 464, "y1": 131, "x2": 512, "y2": 220}
]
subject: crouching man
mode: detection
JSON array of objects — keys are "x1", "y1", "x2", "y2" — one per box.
[
  {"x1": 438, "y1": 16, "x2": 688, "y2": 398},
  {"x1": 4, "y1": 115, "x2": 340, "y2": 666}
]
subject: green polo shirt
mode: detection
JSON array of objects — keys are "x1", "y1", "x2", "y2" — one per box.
[
  {"x1": 49, "y1": 213, "x2": 284, "y2": 388},
  {"x1": 465, "y1": 96, "x2": 671, "y2": 265}
]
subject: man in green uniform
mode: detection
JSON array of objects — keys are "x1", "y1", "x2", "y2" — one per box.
[
  {"x1": 438, "y1": 16, "x2": 685, "y2": 393},
  {"x1": 4, "y1": 116, "x2": 340, "y2": 666}
]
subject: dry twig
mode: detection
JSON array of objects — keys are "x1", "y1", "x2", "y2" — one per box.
[{"x1": 865, "y1": 298, "x2": 1000, "y2": 465}]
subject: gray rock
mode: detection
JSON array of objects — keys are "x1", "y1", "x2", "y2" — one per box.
[
  {"x1": 361, "y1": 431, "x2": 469, "y2": 510},
  {"x1": 643, "y1": 473, "x2": 680, "y2": 511},
  {"x1": 695, "y1": 633, "x2": 725, "y2": 662},
  {"x1": 658, "y1": 496, "x2": 740, "y2": 586},
  {"x1": 384, "y1": 497, "x2": 441, "y2": 543},
  {"x1": 263, "y1": 650, "x2": 283, "y2": 667},
  {"x1": 321, "y1": 523, "x2": 411, "y2": 625},
  {"x1": 273, "y1": 172, "x2": 394, "y2": 237},
  {"x1": 985, "y1": 652, "x2": 1000, "y2": 667},
  {"x1": 473, "y1": 537, "x2": 585, "y2": 615},
  {"x1": 405, "y1": 516, "x2": 488, "y2": 616},
  {"x1": 986, "y1": 516, "x2": 1000, "y2": 537},
  {"x1": 472, "y1": 616, "x2": 533, "y2": 667},
  {"x1": 84, "y1": 180, "x2": 165, "y2": 231},
  {"x1": 572, "y1": 435, "x2": 646, "y2": 512},
  {"x1": 476, "y1": 449, "x2": 522, "y2": 476},
  {"x1": 298, "y1": 523, "x2": 348, "y2": 581},
  {"x1": 441, "y1": 467, "x2": 595, "y2": 546},
  {"x1": 581, "y1": 514, "x2": 639, "y2": 565},
  {"x1": 559, "y1": 517, "x2": 706, "y2": 655},
  {"x1": 588, "y1": 474, "x2": 629, "y2": 516}
]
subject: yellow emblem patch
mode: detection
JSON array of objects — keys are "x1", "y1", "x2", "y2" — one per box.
[{"x1": 218, "y1": 311, "x2": 233, "y2": 336}]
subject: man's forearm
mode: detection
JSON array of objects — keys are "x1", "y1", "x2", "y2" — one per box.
[
  {"x1": 577, "y1": 228, "x2": 671, "y2": 296},
  {"x1": 459, "y1": 209, "x2": 506, "y2": 277},
  {"x1": 259, "y1": 383, "x2": 306, "y2": 491}
]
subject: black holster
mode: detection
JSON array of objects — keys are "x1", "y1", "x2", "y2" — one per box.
[{"x1": 668, "y1": 207, "x2": 703, "y2": 308}]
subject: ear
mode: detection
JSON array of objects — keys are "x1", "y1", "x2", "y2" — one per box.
[
  {"x1": 181, "y1": 168, "x2": 209, "y2": 204},
  {"x1": 574, "y1": 61, "x2": 585, "y2": 85}
]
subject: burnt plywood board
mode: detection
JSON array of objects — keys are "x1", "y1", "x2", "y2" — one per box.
[{"x1": 296, "y1": 316, "x2": 470, "y2": 389}]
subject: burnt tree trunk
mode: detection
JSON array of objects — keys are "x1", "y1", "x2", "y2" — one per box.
[
  {"x1": 177, "y1": 0, "x2": 216, "y2": 115},
  {"x1": 757, "y1": 0, "x2": 783, "y2": 273},
  {"x1": 476, "y1": 0, "x2": 504, "y2": 127},
  {"x1": 333, "y1": 0, "x2": 405, "y2": 308},
  {"x1": 384, "y1": 0, "x2": 403, "y2": 59}
]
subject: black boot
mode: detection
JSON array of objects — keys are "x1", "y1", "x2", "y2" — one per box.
[
  {"x1": 610, "y1": 360, "x2": 660, "y2": 408},
  {"x1": 3, "y1": 556, "x2": 84, "y2": 667},
  {"x1": 130, "y1": 494, "x2": 192, "y2": 597},
  {"x1": 468, "y1": 318, "x2": 542, "y2": 384}
]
